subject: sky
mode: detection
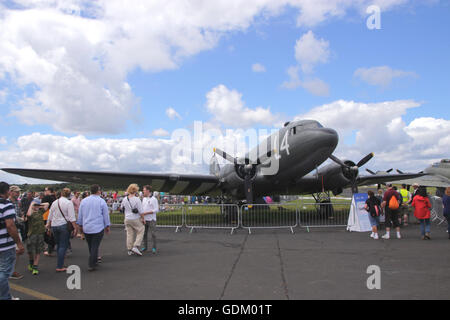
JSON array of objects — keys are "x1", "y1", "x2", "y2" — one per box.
[{"x1": 0, "y1": 0, "x2": 449, "y2": 184}]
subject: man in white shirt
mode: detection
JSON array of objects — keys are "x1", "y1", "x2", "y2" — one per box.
[{"x1": 141, "y1": 185, "x2": 159, "y2": 254}]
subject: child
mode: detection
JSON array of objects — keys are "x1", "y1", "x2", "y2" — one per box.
[{"x1": 26, "y1": 202, "x2": 49, "y2": 275}]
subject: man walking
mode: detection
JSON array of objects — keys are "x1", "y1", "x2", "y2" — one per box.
[
  {"x1": 0, "y1": 182, "x2": 25, "y2": 300},
  {"x1": 141, "y1": 185, "x2": 159, "y2": 254},
  {"x1": 77, "y1": 185, "x2": 110, "y2": 271},
  {"x1": 8, "y1": 185, "x2": 24, "y2": 280},
  {"x1": 399, "y1": 184, "x2": 411, "y2": 226},
  {"x1": 42, "y1": 187, "x2": 56, "y2": 256}
]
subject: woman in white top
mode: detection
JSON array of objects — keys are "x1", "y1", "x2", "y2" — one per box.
[
  {"x1": 120, "y1": 184, "x2": 144, "y2": 256},
  {"x1": 46, "y1": 188, "x2": 77, "y2": 272}
]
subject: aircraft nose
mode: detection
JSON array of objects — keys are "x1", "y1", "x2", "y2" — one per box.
[{"x1": 319, "y1": 128, "x2": 338, "y2": 149}]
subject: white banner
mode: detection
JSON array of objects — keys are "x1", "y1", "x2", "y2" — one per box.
[{"x1": 347, "y1": 193, "x2": 372, "y2": 232}]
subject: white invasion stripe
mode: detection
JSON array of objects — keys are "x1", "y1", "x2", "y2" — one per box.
[
  {"x1": 170, "y1": 181, "x2": 190, "y2": 194},
  {"x1": 151, "y1": 180, "x2": 166, "y2": 190},
  {"x1": 192, "y1": 183, "x2": 217, "y2": 195}
]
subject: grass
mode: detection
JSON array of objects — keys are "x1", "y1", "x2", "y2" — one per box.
[{"x1": 109, "y1": 202, "x2": 352, "y2": 227}]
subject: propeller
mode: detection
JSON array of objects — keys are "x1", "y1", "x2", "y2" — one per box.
[
  {"x1": 366, "y1": 168, "x2": 393, "y2": 175},
  {"x1": 330, "y1": 152, "x2": 374, "y2": 194},
  {"x1": 213, "y1": 147, "x2": 276, "y2": 206}
]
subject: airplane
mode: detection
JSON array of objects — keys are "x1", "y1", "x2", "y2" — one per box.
[
  {"x1": 389, "y1": 159, "x2": 450, "y2": 196},
  {"x1": 365, "y1": 168, "x2": 394, "y2": 190},
  {"x1": 1, "y1": 119, "x2": 427, "y2": 205}
]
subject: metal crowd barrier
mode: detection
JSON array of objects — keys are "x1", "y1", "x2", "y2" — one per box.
[
  {"x1": 298, "y1": 201, "x2": 351, "y2": 230},
  {"x1": 108, "y1": 201, "x2": 353, "y2": 233},
  {"x1": 430, "y1": 196, "x2": 446, "y2": 225},
  {"x1": 240, "y1": 204, "x2": 298, "y2": 234},
  {"x1": 185, "y1": 204, "x2": 239, "y2": 234},
  {"x1": 157, "y1": 204, "x2": 185, "y2": 232}
]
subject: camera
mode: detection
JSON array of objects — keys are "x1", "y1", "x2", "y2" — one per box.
[{"x1": 132, "y1": 208, "x2": 139, "y2": 214}]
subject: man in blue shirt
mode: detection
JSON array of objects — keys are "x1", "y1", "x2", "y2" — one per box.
[{"x1": 77, "y1": 184, "x2": 110, "y2": 272}]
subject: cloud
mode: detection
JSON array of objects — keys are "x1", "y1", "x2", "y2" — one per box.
[
  {"x1": 281, "y1": 66, "x2": 329, "y2": 96},
  {"x1": 151, "y1": 128, "x2": 170, "y2": 137},
  {"x1": 0, "y1": 137, "x2": 6, "y2": 145},
  {"x1": 252, "y1": 63, "x2": 266, "y2": 73},
  {"x1": 281, "y1": 31, "x2": 331, "y2": 96},
  {"x1": 0, "y1": 1, "x2": 417, "y2": 135},
  {"x1": 205, "y1": 84, "x2": 278, "y2": 128},
  {"x1": 294, "y1": 30, "x2": 330, "y2": 74},
  {"x1": 354, "y1": 66, "x2": 418, "y2": 87},
  {"x1": 292, "y1": 0, "x2": 410, "y2": 27},
  {"x1": 294, "y1": 99, "x2": 450, "y2": 171},
  {"x1": 166, "y1": 107, "x2": 182, "y2": 120}
]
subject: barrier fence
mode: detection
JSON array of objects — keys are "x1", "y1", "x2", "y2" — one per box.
[
  {"x1": 185, "y1": 204, "x2": 239, "y2": 234},
  {"x1": 241, "y1": 204, "x2": 298, "y2": 234},
  {"x1": 108, "y1": 199, "x2": 353, "y2": 232},
  {"x1": 298, "y1": 202, "x2": 351, "y2": 230}
]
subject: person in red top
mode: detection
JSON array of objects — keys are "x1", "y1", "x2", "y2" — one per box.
[{"x1": 411, "y1": 186, "x2": 432, "y2": 240}]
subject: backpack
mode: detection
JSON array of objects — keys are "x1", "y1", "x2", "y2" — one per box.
[{"x1": 388, "y1": 194, "x2": 399, "y2": 210}]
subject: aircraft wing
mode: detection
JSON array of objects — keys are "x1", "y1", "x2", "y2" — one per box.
[
  {"x1": 384, "y1": 174, "x2": 449, "y2": 188},
  {"x1": 355, "y1": 172, "x2": 428, "y2": 187},
  {"x1": 1, "y1": 168, "x2": 221, "y2": 195}
]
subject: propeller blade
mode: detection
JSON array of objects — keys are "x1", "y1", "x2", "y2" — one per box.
[
  {"x1": 396, "y1": 169, "x2": 404, "y2": 174},
  {"x1": 386, "y1": 168, "x2": 393, "y2": 173},
  {"x1": 329, "y1": 155, "x2": 347, "y2": 167},
  {"x1": 366, "y1": 168, "x2": 376, "y2": 175},
  {"x1": 356, "y1": 152, "x2": 374, "y2": 168},
  {"x1": 213, "y1": 147, "x2": 237, "y2": 165}
]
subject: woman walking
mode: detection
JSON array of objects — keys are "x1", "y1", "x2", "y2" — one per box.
[
  {"x1": 412, "y1": 186, "x2": 432, "y2": 240},
  {"x1": 365, "y1": 191, "x2": 382, "y2": 240},
  {"x1": 121, "y1": 184, "x2": 144, "y2": 256}
]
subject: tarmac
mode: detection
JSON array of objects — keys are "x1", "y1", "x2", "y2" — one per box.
[{"x1": 8, "y1": 223, "x2": 450, "y2": 300}]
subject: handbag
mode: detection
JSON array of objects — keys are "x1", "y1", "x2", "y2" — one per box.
[{"x1": 57, "y1": 200, "x2": 74, "y2": 233}]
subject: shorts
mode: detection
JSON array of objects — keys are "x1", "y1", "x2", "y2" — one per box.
[
  {"x1": 368, "y1": 214, "x2": 380, "y2": 227},
  {"x1": 385, "y1": 208, "x2": 400, "y2": 228},
  {"x1": 26, "y1": 234, "x2": 45, "y2": 256}
]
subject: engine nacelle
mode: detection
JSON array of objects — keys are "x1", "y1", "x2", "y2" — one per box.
[{"x1": 317, "y1": 161, "x2": 358, "y2": 193}]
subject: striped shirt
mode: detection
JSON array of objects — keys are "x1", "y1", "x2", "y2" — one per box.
[{"x1": 0, "y1": 198, "x2": 17, "y2": 252}]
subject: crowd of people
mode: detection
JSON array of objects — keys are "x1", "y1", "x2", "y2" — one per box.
[
  {"x1": 0, "y1": 182, "x2": 159, "y2": 300},
  {"x1": 364, "y1": 183, "x2": 450, "y2": 240},
  {"x1": 1, "y1": 179, "x2": 449, "y2": 300}
]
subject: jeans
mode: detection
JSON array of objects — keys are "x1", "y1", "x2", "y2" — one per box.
[
  {"x1": 85, "y1": 231, "x2": 104, "y2": 269},
  {"x1": 446, "y1": 216, "x2": 450, "y2": 234},
  {"x1": 419, "y1": 219, "x2": 431, "y2": 236},
  {"x1": 0, "y1": 248, "x2": 16, "y2": 300},
  {"x1": 52, "y1": 225, "x2": 70, "y2": 269}
]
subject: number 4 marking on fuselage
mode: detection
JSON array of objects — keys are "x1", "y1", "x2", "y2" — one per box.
[
  {"x1": 275, "y1": 131, "x2": 290, "y2": 160},
  {"x1": 281, "y1": 130, "x2": 290, "y2": 156}
]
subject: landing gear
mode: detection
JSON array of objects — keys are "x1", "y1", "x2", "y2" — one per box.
[
  {"x1": 312, "y1": 191, "x2": 335, "y2": 220},
  {"x1": 218, "y1": 196, "x2": 239, "y2": 224}
]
